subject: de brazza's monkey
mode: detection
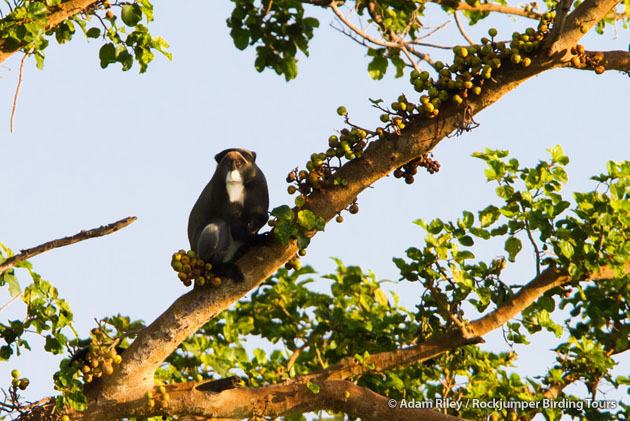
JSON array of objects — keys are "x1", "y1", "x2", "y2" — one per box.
[{"x1": 187, "y1": 148, "x2": 269, "y2": 283}]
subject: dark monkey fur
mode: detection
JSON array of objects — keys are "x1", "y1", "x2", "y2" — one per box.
[{"x1": 187, "y1": 149, "x2": 269, "y2": 282}]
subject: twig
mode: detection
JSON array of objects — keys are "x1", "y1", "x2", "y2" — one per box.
[
  {"x1": 523, "y1": 216, "x2": 541, "y2": 277},
  {"x1": 401, "y1": 44, "x2": 421, "y2": 73},
  {"x1": 0, "y1": 216, "x2": 137, "y2": 274},
  {"x1": 432, "y1": 0, "x2": 542, "y2": 19},
  {"x1": 414, "y1": 21, "x2": 451, "y2": 42},
  {"x1": 409, "y1": 41, "x2": 453, "y2": 50},
  {"x1": 10, "y1": 49, "x2": 31, "y2": 133},
  {"x1": 453, "y1": 11, "x2": 475, "y2": 45},
  {"x1": 0, "y1": 293, "x2": 22, "y2": 314},
  {"x1": 286, "y1": 345, "x2": 305, "y2": 372},
  {"x1": 330, "y1": 2, "x2": 400, "y2": 49}
]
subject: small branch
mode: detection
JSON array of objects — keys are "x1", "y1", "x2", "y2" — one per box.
[
  {"x1": 10, "y1": 50, "x2": 31, "y2": 133},
  {"x1": 401, "y1": 44, "x2": 421, "y2": 73},
  {"x1": 453, "y1": 11, "x2": 475, "y2": 45},
  {"x1": 432, "y1": 0, "x2": 542, "y2": 19},
  {"x1": 330, "y1": 2, "x2": 400, "y2": 50},
  {"x1": 298, "y1": 0, "x2": 333, "y2": 5},
  {"x1": 0, "y1": 293, "x2": 23, "y2": 314},
  {"x1": 332, "y1": 0, "x2": 434, "y2": 67},
  {"x1": 523, "y1": 217, "x2": 541, "y2": 277},
  {"x1": 426, "y1": 281, "x2": 465, "y2": 329},
  {"x1": 0, "y1": 216, "x2": 137, "y2": 274},
  {"x1": 286, "y1": 345, "x2": 304, "y2": 373},
  {"x1": 413, "y1": 21, "x2": 451, "y2": 42}
]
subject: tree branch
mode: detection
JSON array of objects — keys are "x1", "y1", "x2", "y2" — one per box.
[
  {"x1": 0, "y1": 216, "x2": 137, "y2": 274},
  {"x1": 545, "y1": 0, "x2": 623, "y2": 59},
  {"x1": 432, "y1": 0, "x2": 542, "y2": 19},
  {"x1": 453, "y1": 11, "x2": 474, "y2": 45},
  {"x1": 0, "y1": 0, "x2": 101, "y2": 65},
  {"x1": 78, "y1": 380, "x2": 470, "y2": 421},
  {"x1": 567, "y1": 49, "x2": 630, "y2": 72}
]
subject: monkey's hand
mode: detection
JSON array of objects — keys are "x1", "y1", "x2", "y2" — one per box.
[{"x1": 250, "y1": 231, "x2": 274, "y2": 246}]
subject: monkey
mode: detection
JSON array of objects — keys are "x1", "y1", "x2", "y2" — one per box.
[{"x1": 187, "y1": 148, "x2": 269, "y2": 283}]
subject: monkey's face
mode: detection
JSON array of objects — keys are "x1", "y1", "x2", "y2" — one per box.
[
  {"x1": 218, "y1": 151, "x2": 255, "y2": 180},
  {"x1": 218, "y1": 151, "x2": 253, "y2": 205}
]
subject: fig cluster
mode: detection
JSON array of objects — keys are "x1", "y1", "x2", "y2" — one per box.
[
  {"x1": 171, "y1": 249, "x2": 221, "y2": 288},
  {"x1": 284, "y1": 21, "x2": 555, "y2": 225},
  {"x1": 405, "y1": 24, "x2": 548, "y2": 115},
  {"x1": 393, "y1": 153, "x2": 441, "y2": 184},
  {"x1": 145, "y1": 384, "x2": 170, "y2": 409},
  {"x1": 73, "y1": 329, "x2": 123, "y2": 383},
  {"x1": 570, "y1": 44, "x2": 605, "y2": 74},
  {"x1": 10, "y1": 369, "x2": 29, "y2": 391}
]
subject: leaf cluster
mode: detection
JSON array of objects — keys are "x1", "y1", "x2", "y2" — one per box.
[
  {"x1": 0, "y1": 0, "x2": 170, "y2": 72},
  {"x1": 227, "y1": 0, "x2": 319, "y2": 81}
]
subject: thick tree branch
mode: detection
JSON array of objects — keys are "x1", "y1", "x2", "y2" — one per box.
[
  {"x1": 0, "y1": 216, "x2": 137, "y2": 274},
  {"x1": 546, "y1": 0, "x2": 623, "y2": 59},
  {"x1": 566, "y1": 49, "x2": 630, "y2": 72},
  {"x1": 78, "y1": 380, "x2": 470, "y2": 421},
  {"x1": 0, "y1": 0, "x2": 100, "y2": 65}
]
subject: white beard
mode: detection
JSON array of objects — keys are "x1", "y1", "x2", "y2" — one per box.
[{"x1": 226, "y1": 170, "x2": 244, "y2": 205}]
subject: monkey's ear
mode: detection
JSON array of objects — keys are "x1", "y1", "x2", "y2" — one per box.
[{"x1": 214, "y1": 149, "x2": 231, "y2": 164}]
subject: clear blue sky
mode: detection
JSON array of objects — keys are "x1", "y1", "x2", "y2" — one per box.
[{"x1": 0, "y1": 0, "x2": 628, "y2": 416}]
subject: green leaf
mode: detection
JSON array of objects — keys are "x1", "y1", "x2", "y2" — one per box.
[
  {"x1": 458, "y1": 235, "x2": 474, "y2": 246},
  {"x1": 86, "y1": 27, "x2": 101, "y2": 38},
  {"x1": 479, "y1": 205, "x2": 500, "y2": 228},
  {"x1": 296, "y1": 232, "x2": 310, "y2": 250},
  {"x1": 558, "y1": 240, "x2": 574, "y2": 258},
  {"x1": 427, "y1": 218, "x2": 444, "y2": 234},
  {"x1": 462, "y1": 211, "x2": 474, "y2": 228},
  {"x1": 297, "y1": 210, "x2": 325, "y2": 231},
  {"x1": 121, "y1": 4, "x2": 143, "y2": 27},
  {"x1": 271, "y1": 205, "x2": 294, "y2": 221},
  {"x1": 548, "y1": 145, "x2": 569, "y2": 165},
  {"x1": 303, "y1": 17, "x2": 319, "y2": 28},
  {"x1": 374, "y1": 288, "x2": 388, "y2": 306},
  {"x1": 5, "y1": 273, "x2": 21, "y2": 297},
  {"x1": 306, "y1": 381, "x2": 320, "y2": 393},
  {"x1": 368, "y1": 55, "x2": 388, "y2": 80},
  {"x1": 99, "y1": 43, "x2": 117, "y2": 68},
  {"x1": 505, "y1": 237, "x2": 522, "y2": 262},
  {"x1": 231, "y1": 28, "x2": 250, "y2": 50}
]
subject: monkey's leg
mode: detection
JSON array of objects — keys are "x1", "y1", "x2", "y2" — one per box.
[
  {"x1": 198, "y1": 220, "x2": 245, "y2": 283},
  {"x1": 197, "y1": 220, "x2": 233, "y2": 262}
]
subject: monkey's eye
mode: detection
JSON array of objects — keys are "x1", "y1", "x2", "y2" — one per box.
[{"x1": 234, "y1": 160, "x2": 243, "y2": 168}]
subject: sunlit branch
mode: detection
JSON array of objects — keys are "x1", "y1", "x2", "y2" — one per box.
[
  {"x1": 432, "y1": 0, "x2": 542, "y2": 19},
  {"x1": 453, "y1": 11, "x2": 475, "y2": 45},
  {"x1": 0, "y1": 0, "x2": 102, "y2": 65},
  {"x1": 0, "y1": 216, "x2": 137, "y2": 274},
  {"x1": 567, "y1": 49, "x2": 630, "y2": 72}
]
